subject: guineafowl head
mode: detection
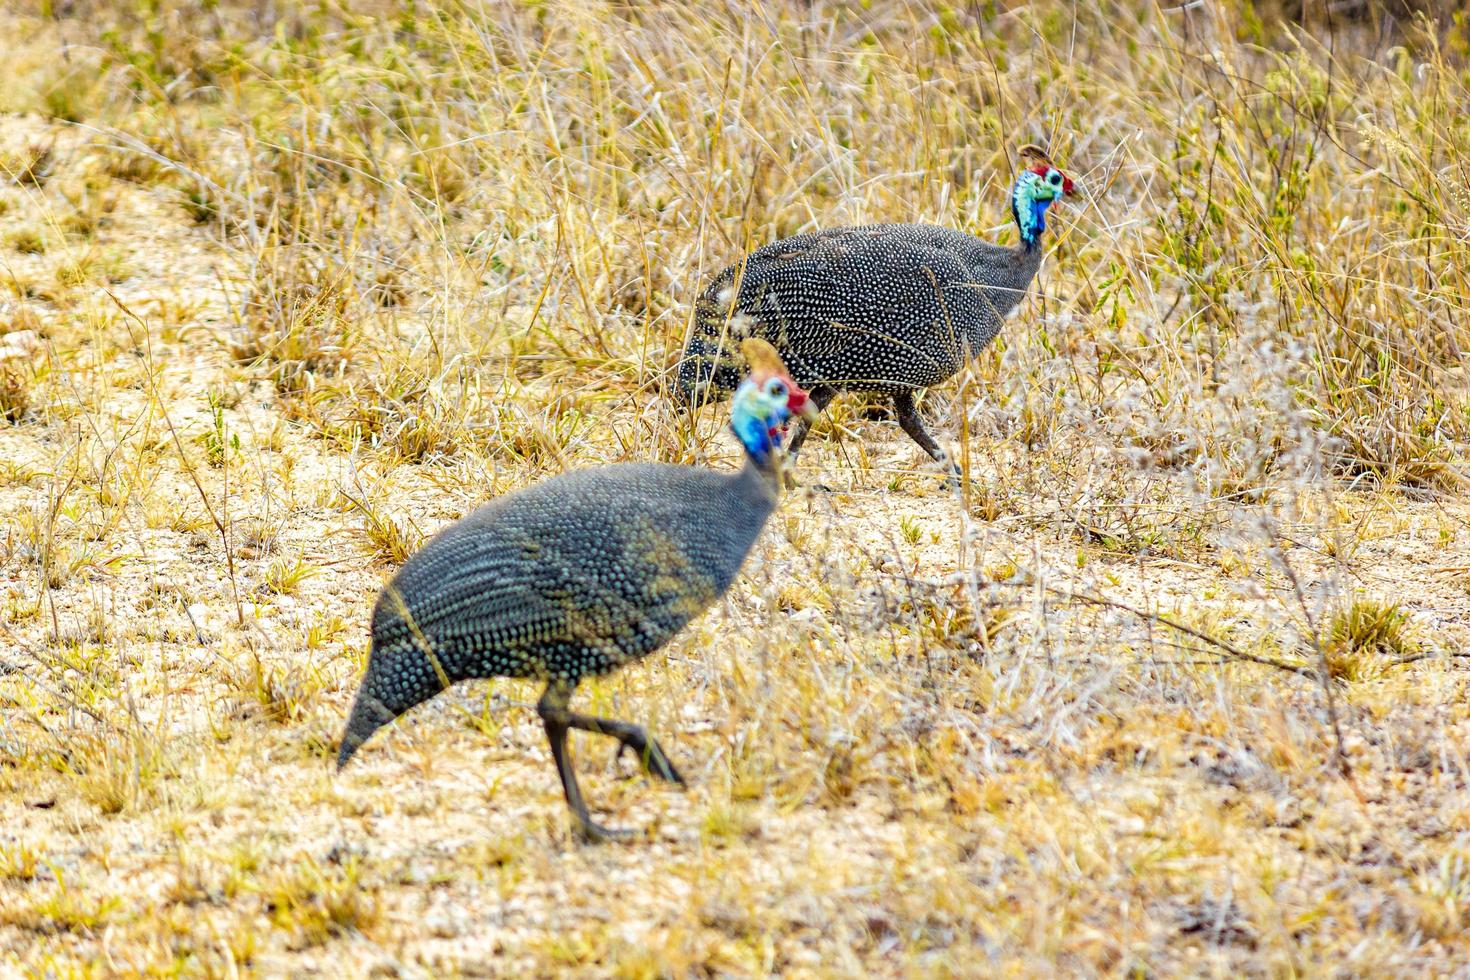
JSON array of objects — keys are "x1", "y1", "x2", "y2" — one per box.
[
  {"x1": 337, "y1": 589, "x2": 450, "y2": 770},
  {"x1": 730, "y1": 338, "x2": 816, "y2": 467},
  {"x1": 674, "y1": 333, "x2": 745, "y2": 405},
  {"x1": 1010, "y1": 144, "x2": 1075, "y2": 249}
]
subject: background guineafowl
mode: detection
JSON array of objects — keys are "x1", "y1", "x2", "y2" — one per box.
[
  {"x1": 338, "y1": 340, "x2": 815, "y2": 841},
  {"x1": 675, "y1": 144, "x2": 1075, "y2": 479}
]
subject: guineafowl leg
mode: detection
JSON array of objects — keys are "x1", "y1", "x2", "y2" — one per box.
[
  {"x1": 893, "y1": 390, "x2": 961, "y2": 484},
  {"x1": 538, "y1": 683, "x2": 634, "y2": 842},
  {"x1": 784, "y1": 384, "x2": 835, "y2": 458},
  {"x1": 563, "y1": 713, "x2": 685, "y2": 785},
  {"x1": 783, "y1": 385, "x2": 835, "y2": 491}
]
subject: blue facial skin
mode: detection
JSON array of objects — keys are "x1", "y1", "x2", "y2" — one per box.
[
  {"x1": 730, "y1": 378, "x2": 792, "y2": 466},
  {"x1": 1011, "y1": 170, "x2": 1063, "y2": 248}
]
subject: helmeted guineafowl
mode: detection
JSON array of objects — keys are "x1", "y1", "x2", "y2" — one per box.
[
  {"x1": 337, "y1": 340, "x2": 815, "y2": 841},
  {"x1": 675, "y1": 144, "x2": 1075, "y2": 479}
]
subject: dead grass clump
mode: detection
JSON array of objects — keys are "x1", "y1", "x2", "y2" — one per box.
[
  {"x1": 0, "y1": 141, "x2": 54, "y2": 186},
  {"x1": 257, "y1": 552, "x2": 319, "y2": 597},
  {"x1": 228, "y1": 649, "x2": 329, "y2": 725},
  {"x1": 64, "y1": 724, "x2": 177, "y2": 815},
  {"x1": 0, "y1": 873, "x2": 122, "y2": 936},
  {"x1": 229, "y1": 245, "x2": 359, "y2": 396},
  {"x1": 0, "y1": 364, "x2": 30, "y2": 421},
  {"x1": 53, "y1": 248, "x2": 131, "y2": 288},
  {"x1": 1323, "y1": 597, "x2": 1420, "y2": 681},
  {"x1": 336, "y1": 484, "x2": 424, "y2": 564},
  {"x1": 905, "y1": 584, "x2": 1015, "y2": 653},
  {"x1": 1329, "y1": 597, "x2": 1418, "y2": 655},
  {"x1": 0, "y1": 842, "x2": 43, "y2": 882},
  {"x1": 100, "y1": 144, "x2": 167, "y2": 185},
  {"x1": 261, "y1": 858, "x2": 380, "y2": 949},
  {"x1": 7, "y1": 225, "x2": 47, "y2": 254},
  {"x1": 56, "y1": 178, "x2": 121, "y2": 239},
  {"x1": 233, "y1": 514, "x2": 286, "y2": 558},
  {"x1": 322, "y1": 370, "x2": 465, "y2": 463}
]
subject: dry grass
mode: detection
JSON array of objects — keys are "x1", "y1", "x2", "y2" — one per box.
[{"x1": 1, "y1": 0, "x2": 1469, "y2": 974}]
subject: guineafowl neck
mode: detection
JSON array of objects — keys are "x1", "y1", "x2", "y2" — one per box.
[
  {"x1": 736, "y1": 452, "x2": 785, "y2": 506},
  {"x1": 1012, "y1": 238, "x2": 1048, "y2": 282},
  {"x1": 959, "y1": 233, "x2": 1050, "y2": 335},
  {"x1": 992, "y1": 240, "x2": 1048, "y2": 321}
]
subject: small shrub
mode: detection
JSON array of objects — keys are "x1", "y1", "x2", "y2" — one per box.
[
  {"x1": 1324, "y1": 598, "x2": 1419, "y2": 681},
  {"x1": 0, "y1": 142, "x2": 54, "y2": 186}
]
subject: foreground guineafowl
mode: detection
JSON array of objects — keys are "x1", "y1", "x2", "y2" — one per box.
[
  {"x1": 675, "y1": 144, "x2": 1075, "y2": 478},
  {"x1": 338, "y1": 339, "x2": 815, "y2": 841}
]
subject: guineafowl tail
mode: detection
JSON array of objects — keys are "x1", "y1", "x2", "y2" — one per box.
[{"x1": 673, "y1": 334, "x2": 745, "y2": 406}]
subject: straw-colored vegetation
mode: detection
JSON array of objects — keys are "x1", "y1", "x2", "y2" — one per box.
[{"x1": 2, "y1": 0, "x2": 1469, "y2": 974}]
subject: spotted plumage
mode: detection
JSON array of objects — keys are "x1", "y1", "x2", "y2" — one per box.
[
  {"x1": 338, "y1": 341, "x2": 815, "y2": 840},
  {"x1": 675, "y1": 145, "x2": 1075, "y2": 475}
]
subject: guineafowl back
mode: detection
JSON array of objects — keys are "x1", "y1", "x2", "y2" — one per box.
[
  {"x1": 361, "y1": 461, "x2": 777, "y2": 715},
  {"x1": 677, "y1": 223, "x2": 1045, "y2": 401}
]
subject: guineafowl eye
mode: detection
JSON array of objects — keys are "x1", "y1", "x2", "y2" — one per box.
[
  {"x1": 766, "y1": 379, "x2": 788, "y2": 399},
  {"x1": 1048, "y1": 171, "x2": 1063, "y2": 187}
]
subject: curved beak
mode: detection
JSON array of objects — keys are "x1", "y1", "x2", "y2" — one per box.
[{"x1": 788, "y1": 385, "x2": 819, "y2": 423}]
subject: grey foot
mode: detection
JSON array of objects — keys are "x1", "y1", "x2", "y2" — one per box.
[
  {"x1": 614, "y1": 734, "x2": 686, "y2": 786},
  {"x1": 573, "y1": 816, "x2": 640, "y2": 843}
]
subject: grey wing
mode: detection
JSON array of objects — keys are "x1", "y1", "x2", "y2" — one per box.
[
  {"x1": 570, "y1": 512, "x2": 728, "y2": 661},
  {"x1": 374, "y1": 537, "x2": 583, "y2": 679},
  {"x1": 432, "y1": 524, "x2": 720, "y2": 677}
]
